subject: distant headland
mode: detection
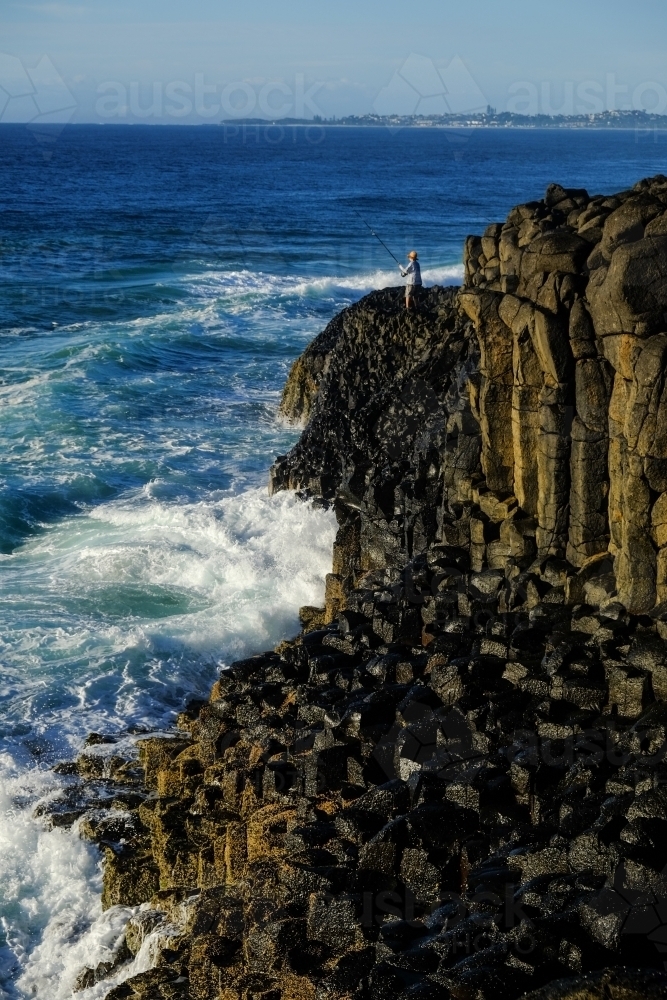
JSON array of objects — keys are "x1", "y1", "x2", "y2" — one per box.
[{"x1": 221, "y1": 109, "x2": 667, "y2": 129}]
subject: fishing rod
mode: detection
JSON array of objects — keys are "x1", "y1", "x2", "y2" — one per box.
[{"x1": 354, "y1": 210, "x2": 403, "y2": 267}]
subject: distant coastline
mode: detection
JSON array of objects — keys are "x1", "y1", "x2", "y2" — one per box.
[{"x1": 221, "y1": 109, "x2": 667, "y2": 129}]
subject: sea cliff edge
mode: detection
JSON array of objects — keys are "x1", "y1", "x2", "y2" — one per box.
[{"x1": 50, "y1": 177, "x2": 667, "y2": 1000}]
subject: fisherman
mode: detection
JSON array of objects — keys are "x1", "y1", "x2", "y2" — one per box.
[{"x1": 400, "y1": 251, "x2": 422, "y2": 310}]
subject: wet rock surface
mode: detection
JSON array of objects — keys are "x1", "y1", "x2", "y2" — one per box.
[{"x1": 46, "y1": 178, "x2": 667, "y2": 998}]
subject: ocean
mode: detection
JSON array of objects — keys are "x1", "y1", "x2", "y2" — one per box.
[{"x1": 1, "y1": 123, "x2": 666, "y2": 999}]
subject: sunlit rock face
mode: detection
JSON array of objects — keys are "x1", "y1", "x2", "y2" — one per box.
[{"x1": 274, "y1": 175, "x2": 667, "y2": 616}]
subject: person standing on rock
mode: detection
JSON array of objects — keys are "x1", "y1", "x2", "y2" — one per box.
[{"x1": 400, "y1": 251, "x2": 422, "y2": 310}]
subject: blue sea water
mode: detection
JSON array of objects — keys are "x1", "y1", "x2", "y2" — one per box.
[{"x1": 1, "y1": 123, "x2": 666, "y2": 998}]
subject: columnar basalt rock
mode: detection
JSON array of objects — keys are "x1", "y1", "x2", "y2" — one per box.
[
  {"x1": 273, "y1": 175, "x2": 667, "y2": 617},
  {"x1": 461, "y1": 176, "x2": 667, "y2": 613},
  {"x1": 45, "y1": 179, "x2": 667, "y2": 1000},
  {"x1": 56, "y1": 581, "x2": 667, "y2": 1000}
]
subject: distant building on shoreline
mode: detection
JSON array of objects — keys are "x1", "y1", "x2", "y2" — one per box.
[{"x1": 221, "y1": 109, "x2": 667, "y2": 130}]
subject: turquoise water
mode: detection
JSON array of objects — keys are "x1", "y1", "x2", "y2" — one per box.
[{"x1": 1, "y1": 123, "x2": 666, "y2": 998}]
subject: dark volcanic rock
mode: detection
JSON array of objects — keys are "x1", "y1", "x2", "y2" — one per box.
[
  {"x1": 272, "y1": 175, "x2": 667, "y2": 618},
  {"x1": 271, "y1": 285, "x2": 478, "y2": 507},
  {"x1": 49, "y1": 178, "x2": 667, "y2": 999},
  {"x1": 61, "y1": 588, "x2": 667, "y2": 1000}
]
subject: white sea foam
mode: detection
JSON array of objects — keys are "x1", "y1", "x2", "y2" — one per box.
[
  {"x1": 0, "y1": 252, "x2": 463, "y2": 997},
  {"x1": 287, "y1": 264, "x2": 463, "y2": 298},
  {"x1": 1, "y1": 487, "x2": 337, "y2": 743},
  {"x1": 0, "y1": 487, "x2": 336, "y2": 998},
  {"x1": 0, "y1": 761, "x2": 111, "y2": 1000},
  {"x1": 183, "y1": 263, "x2": 464, "y2": 306},
  {"x1": 0, "y1": 266, "x2": 464, "y2": 417}
]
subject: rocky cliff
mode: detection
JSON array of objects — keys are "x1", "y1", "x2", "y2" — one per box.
[
  {"x1": 273, "y1": 175, "x2": 667, "y2": 618},
  {"x1": 48, "y1": 178, "x2": 667, "y2": 1000}
]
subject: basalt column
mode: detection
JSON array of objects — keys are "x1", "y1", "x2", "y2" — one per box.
[
  {"x1": 586, "y1": 181, "x2": 667, "y2": 611},
  {"x1": 274, "y1": 176, "x2": 667, "y2": 615},
  {"x1": 461, "y1": 190, "x2": 593, "y2": 563}
]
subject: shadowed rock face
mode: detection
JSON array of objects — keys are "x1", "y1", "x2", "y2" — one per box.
[
  {"x1": 47, "y1": 180, "x2": 667, "y2": 1000},
  {"x1": 279, "y1": 310, "x2": 346, "y2": 426}
]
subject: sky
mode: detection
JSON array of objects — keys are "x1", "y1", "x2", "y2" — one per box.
[{"x1": 2, "y1": 0, "x2": 667, "y2": 124}]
